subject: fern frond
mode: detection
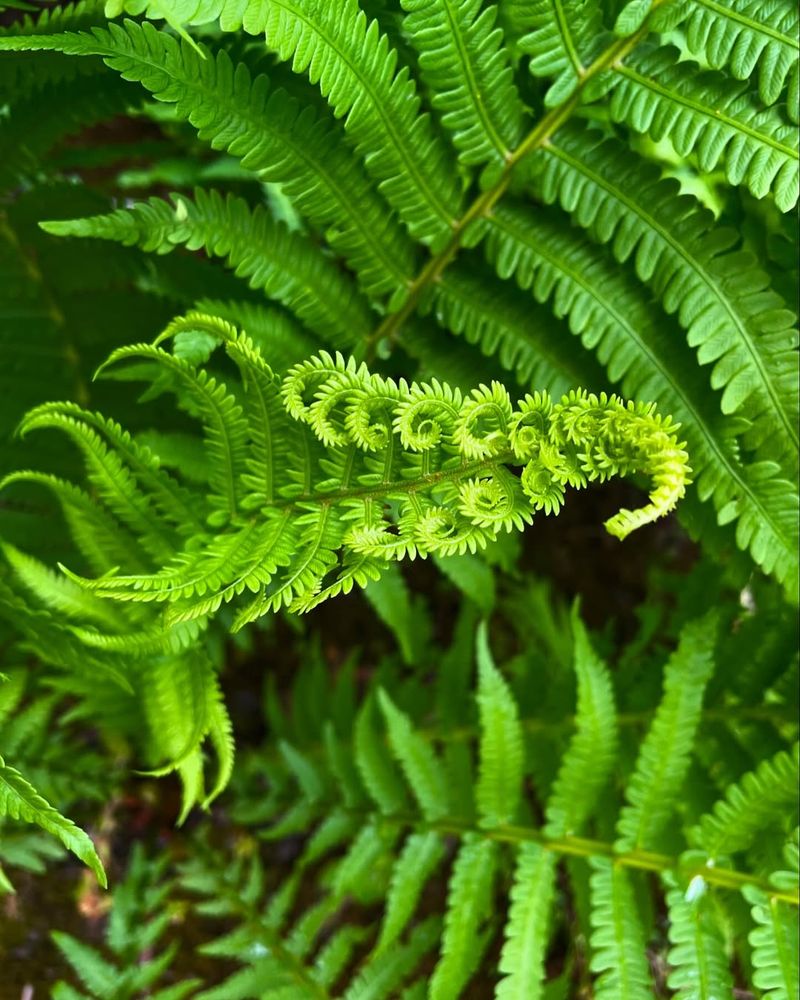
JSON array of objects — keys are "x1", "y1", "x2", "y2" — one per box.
[
  {"x1": 665, "y1": 0, "x2": 800, "y2": 120},
  {"x1": 610, "y1": 45, "x2": 799, "y2": 211},
  {"x1": 589, "y1": 859, "x2": 653, "y2": 1000},
  {"x1": 543, "y1": 607, "x2": 617, "y2": 838},
  {"x1": 0, "y1": 19, "x2": 415, "y2": 298},
  {"x1": 518, "y1": 0, "x2": 604, "y2": 105},
  {"x1": 0, "y1": 756, "x2": 105, "y2": 887},
  {"x1": 30, "y1": 341, "x2": 690, "y2": 624},
  {"x1": 530, "y1": 125, "x2": 800, "y2": 468},
  {"x1": 259, "y1": 0, "x2": 463, "y2": 247},
  {"x1": 97, "y1": 341, "x2": 250, "y2": 524},
  {"x1": 430, "y1": 267, "x2": 606, "y2": 399},
  {"x1": 17, "y1": 407, "x2": 179, "y2": 562},
  {"x1": 475, "y1": 621, "x2": 523, "y2": 826},
  {"x1": 665, "y1": 874, "x2": 733, "y2": 1000},
  {"x1": 615, "y1": 612, "x2": 717, "y2": 852},
  {"x1": 744, "y1": 880, "x2": 800, "y2": 999},
  {"x1": 376, "y1": 831, "x2": 445, "y2": 951},
  {"x1": 402, "y1": 0, "x2": 525, "y2": 174},
  {"x1": 692, "y1": 743, "x2": 800, "y2": 859},
  {"x1": 496, "y1": 844, "x2": 557, "y2": 1000},
  {"x1": 41, "y1": 189, "x2": 373, "y2": 348},
  {"x1": 430, "y1": 835, "x2": 498, "y2": 1000},
  {"x1": 484, "y1": 201, "x2": 800, "y2": 597},
  {"x1": 2, "y1": 542, "x2": 122, "y2": 630},
  {"x1": 379, "y1": 689, "x2": 449, "y2": 821}
]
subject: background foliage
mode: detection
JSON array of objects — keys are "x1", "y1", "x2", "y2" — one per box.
[{"x1": 0, "y1": 0, "x2": 797, "y2": 996}]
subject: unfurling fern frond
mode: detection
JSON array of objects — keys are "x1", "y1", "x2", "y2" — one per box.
[{"x1": 6, "y1": 320, "x2": 690, "y2": 632}]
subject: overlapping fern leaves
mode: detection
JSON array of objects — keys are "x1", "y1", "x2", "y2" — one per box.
[
  {"x1": 155, "y1": 601, "x2": 798, "y2": 998},
  {"x1": 1, "y1": 0, "x2": 796, "y2": 599},
  {"x1": 3, "y1": 320, "x2": 689, "y2": 632}
]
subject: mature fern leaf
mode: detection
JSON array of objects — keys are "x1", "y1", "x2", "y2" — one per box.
[
  {"x1": 518, "y1": 0, "x2": 604, "y2": 105},
  {"x1": 42, "y1": 190, "x2": 373, "y2": 348},
  {"x1": 402, "y1": 0, "x2": 525, "y2": 173},
  {"x1": 0, "y1": 756, "x2": 105, "y2": 886},
  {"x1": 257, "y1": 0, "x2": 462, "y2": 247},
  {"x1": 475, "y1": 621, "x2": 523, "y2": 826},
  {"x1": 663, "y1": 0, "x2": 800, "y2": 120},
  {"x1": 589, "y1": 859, "x2": 652, "y2": 1000},
  {"x1": 692, "y1": 743, "x2": 800, "y2": 859},
  {"x1": 0, "y1": 19, "x2": 415, "y2": 298},
  {"x1": 430, "y1": 267, "x2": 606, "y2": 399},
  {"x1": 376, "y1": 831, "x2": 445, "y2": 951},
  {"x1": 529, "y1": 125, "x2": 800, "y2": 469},
  {"x1": 543, "y1": 607, "x2": 616, "y2": 838},
  {"x1": 379, "y1": 689, "x2": 449, "y2": 821},
  {"x1": 665, "y1": 875, "x2": 734, "y2": 1000},
  {"x1": 496, "y1": 844, "x2": 557, "y2": 1000},
  {"x1": 430, "y1": 835, "x2": 498, "y2": 1000},
  {"x1": 610, "y1": 45, "x2": 799, "y2": 211},
  {"x1": 615, "y1": 612, "x2": 717, "y2": 852},
  {"x1": 744, "y1": 882, "x2": 800, "y2": 999},
  {"x1": 484, "y1": 201, "x2": 800, "y2": 598}
]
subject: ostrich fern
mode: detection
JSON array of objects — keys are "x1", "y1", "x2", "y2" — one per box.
[{"x1": 0, "y1": 0, "x2": 797, "y2": 995}]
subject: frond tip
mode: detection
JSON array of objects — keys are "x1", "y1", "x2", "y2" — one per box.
[{"x1": 8, "y1": 331, "x2": 691, "y2": 628}]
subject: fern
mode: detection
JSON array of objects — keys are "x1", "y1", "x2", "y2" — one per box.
[
  {"x1": 0, "y1": 755, "x2": 105, "y2": 888},
  {"x1": 0, "y1": 0, "x2": 798, "y2": 990},
  {"x1": 6, "y1": 328, "x2": 689, "y2": 631},
  {"x1": 663, "y1": 0, "x2": 799, "y2": 119},
  {"x1": 518, "y1": 0, "x2": 605, "y2": 105},
  {"x1": 402, "y1": 0, "x2": 525, "y2": 174},
  {"x1": 608, "y1": 45, "x2": 799, "y2": 211}
]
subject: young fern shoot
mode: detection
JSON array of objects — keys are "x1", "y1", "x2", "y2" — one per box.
[{"x1": 6, "y1": 315, "x2": 690, "y2": 634}]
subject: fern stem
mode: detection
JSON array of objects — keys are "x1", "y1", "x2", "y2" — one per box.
[
  {"x1": 364, "y1": 0, "x2": 672, "y2": 357},
  {"x1": 380, "y1": 814, "x2": 800, "y2": 904}
]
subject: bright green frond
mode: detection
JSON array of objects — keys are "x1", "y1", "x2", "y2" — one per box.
[
  {"x1": 496, "y1": 844, "x2": 557, "y2": 1000},
  {"x1": 518, "y1": 0, "x2": 604, "y2": 105},
  {"x1": 665, "y1": 874, "x2": 734, "y2": 1000},
  {"x1": 41, "y1": 189, "x2": 373, "y2": 348},
  {"x1": 402, "y1": 0, "x2": 525, "y2": 172},
  {"x1": 484, "y1": 201, "x2": 800, "y2": 598},
  {"x1": 589, "y1": 859, "x2": 652, "y2": 1000},
  {"x1": 0, "y1": 756, "x2": 106, "y2": 887},
  {"x1": 530, "y1": 125, "x2": 800, "y2": 470},
  {"x1": 475, "y1": 621, "x2": 524, "y2": 826},
  {"x1": 665, "y1": 0, "x2": 800, "y2": 120},
  {"x1": 239, "y1": 0, "x2": 461, "y2": 248},
  {"x1": 615, "y1": 612, "x2": 717, "y2": 852},
  {"x1": 378, "y1": 689, "x2": 449, "y2": 821},
  {"x1": 611, "y1": 45, "x2": 799, "y2": 211},
  {"x1": 543, "y1": 607, "x2": 617, "y2": 838},
  {"x1": 744, "y1": 881, "x2": 800, "y2": 999},
  {"x1": 692, "y1": 743, "x2": 800, "y2": 859},
  {"x1": 376, "y1": 831, "x2": 445, "y2": 951},
  {"x1": 430, "y1": 835, "x2": 498, "y2": 1000}
]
